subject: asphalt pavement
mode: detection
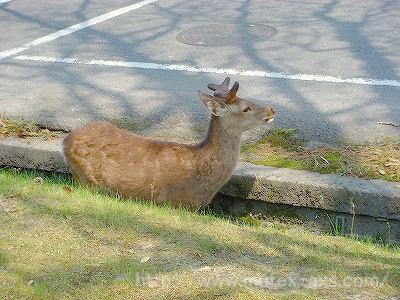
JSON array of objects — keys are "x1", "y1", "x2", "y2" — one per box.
[{"x1": 1, "y1": 0, "x2": 399, "y2": 144}]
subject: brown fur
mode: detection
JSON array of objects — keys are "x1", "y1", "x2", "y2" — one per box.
[{"x1": 63, "y1": 79, "x2": 275, "y2": 208}]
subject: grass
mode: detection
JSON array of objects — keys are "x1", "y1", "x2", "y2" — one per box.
[
  {"x1": 0, "y1": 168, "x2": 399, "y2": 299},
  {"x1": 0, "y1": 115, "x2": 61, "y2": 139},
  {"x1": 241, "y1": 129, "x2": 400, "y2": 182}
]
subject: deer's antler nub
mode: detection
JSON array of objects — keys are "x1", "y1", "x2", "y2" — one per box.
[
  {"x1": 207, "y1": 77, "x2": 230, "y2": 92},
  {"x1": 216, "y1": 83, "x2": 239, "y2": 103},
  {"x1": 207, "y1": 77, "x2": 239, "y2": 103}
]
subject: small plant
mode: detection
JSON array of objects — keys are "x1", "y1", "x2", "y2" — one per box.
[
  {"x1": 350, "y1": 201, "x2": 356, "y2": 237},
  {"x1": 316, "y1": 213, "x2": 345, "y2": 236}
]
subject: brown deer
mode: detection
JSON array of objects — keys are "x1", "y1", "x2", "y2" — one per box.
[{"x1": 63, "y1": 78, "x2": 275, "y2": 208}]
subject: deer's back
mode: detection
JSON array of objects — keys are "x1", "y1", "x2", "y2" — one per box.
[{"x1": 63, "y1": 121, "x2": 208, "y2": 206}]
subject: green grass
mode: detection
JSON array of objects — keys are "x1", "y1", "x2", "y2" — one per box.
[
  {"x1": 0, "y1": 168, "x2": 399, "y2": 299},
  {"x1": 241, "y1": 129, "x2": 400, "y2": 182},
  {"x1": 0, "y1": 116, "x2": 61, "y2": 139}
]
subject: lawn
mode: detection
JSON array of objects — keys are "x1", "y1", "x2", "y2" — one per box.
[{"x1": 0, "y1": 168, "x2": 399, "y2": 299}]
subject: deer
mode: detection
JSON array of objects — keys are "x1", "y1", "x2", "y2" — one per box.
[{"x1": 62, "y1": 77, "x2": 275, "y2": 209}]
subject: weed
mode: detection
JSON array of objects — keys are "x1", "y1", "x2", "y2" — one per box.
[{"x1": 315, "y1": 213, "x2": 344, "y2": 236}]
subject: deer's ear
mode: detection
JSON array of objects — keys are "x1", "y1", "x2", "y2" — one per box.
[{"x1": 197, "y1": 90, "x2": 226, "y2": 116}]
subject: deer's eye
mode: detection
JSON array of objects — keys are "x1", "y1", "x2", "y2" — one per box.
[{"x1": 243, "y1": 106, "x2": 252, "y2": 112}]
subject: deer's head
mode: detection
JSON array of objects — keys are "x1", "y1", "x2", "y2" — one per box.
[{"x1": 197, "y1": 77, "x2": 275, "y2": 133}]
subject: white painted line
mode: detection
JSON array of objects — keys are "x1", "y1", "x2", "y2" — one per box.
[
  {"x1": 14, "y1": 55, "x2": 400, "y2": 87},
  {"x1": 0, "y1": 0, "x2": 159, "y2": 60}
]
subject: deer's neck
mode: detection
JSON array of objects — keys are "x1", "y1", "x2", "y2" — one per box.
[
  {"x1": 197, "y1": 115, "x2": 242, "y2": 163},
  {"x1": 186, "y1": 116, "x2": 243, "y2": 206}
]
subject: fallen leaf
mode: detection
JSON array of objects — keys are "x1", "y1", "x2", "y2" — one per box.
[
  {"x1": 141, "y1": 256, "x2": 150, "y2": 263},
  {"x1": 148, "y1": 279, "x2": 159, "y2": 289},
  {"x1": 196, "y1": 266, "x2": 212, "y2": 271},
  {"x1": 63, "y1": 186, "x2": 73, "y2": 193},
  {"x1": 33, "y1": 177, "x2": 43, "y2": 184}
]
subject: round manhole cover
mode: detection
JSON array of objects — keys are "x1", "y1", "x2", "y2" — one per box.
[{"x1": 176, "y1": 23, "x2": 277, "y2": 47}]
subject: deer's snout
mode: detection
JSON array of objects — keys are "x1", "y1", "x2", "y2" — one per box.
[{"x1": 265, "y1": 108, "x2": 275, "y2": 123}]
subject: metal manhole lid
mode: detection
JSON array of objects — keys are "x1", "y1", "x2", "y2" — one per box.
[{"x1": 176, "y1": 23, "x2": 277, "y2": 47}]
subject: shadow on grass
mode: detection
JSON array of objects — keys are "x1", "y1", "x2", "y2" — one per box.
[{"x1": 1, "y1": 169, "x2": 399, "y2": 298}]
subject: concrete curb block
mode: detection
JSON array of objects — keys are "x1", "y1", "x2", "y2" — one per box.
[
  {"x1": 221, "y1": 162, "x2": 400, "y2": 221},
  {"x1": 0, "y1": 137, "x2": 399, "y2": 222},
  {"x1": 0, "y1": 137, "x2": 68, "y2": 173}
]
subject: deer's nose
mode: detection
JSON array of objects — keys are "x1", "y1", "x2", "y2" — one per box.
[{"x1": 265, "y1": 108, "x2": 275, "y2": 123}]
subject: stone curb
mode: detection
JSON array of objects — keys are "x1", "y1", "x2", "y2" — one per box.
[
  {"x1": 221, "y1": 163, "x2": 399, "y2": 221},
  {"x1": 0, "y1": 136, "x2": 399, "y2": 221}
]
